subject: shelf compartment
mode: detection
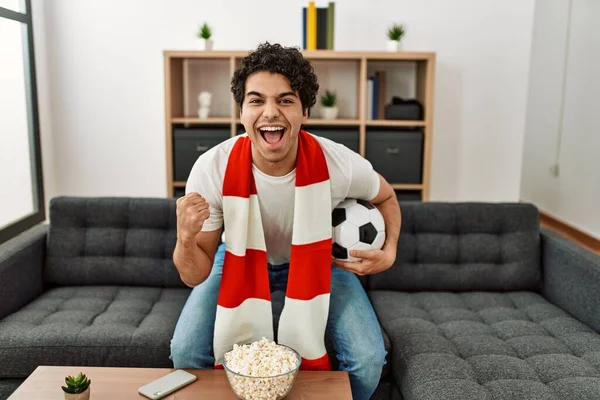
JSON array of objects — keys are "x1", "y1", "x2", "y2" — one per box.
[
  {"x1": 365, "y1": 128, "x2": 424, "y2": 185},
  {"x1": 365, "y1": 59, "x2": 427, "y2": 123},
  {"x1": 180, "y1": 58, "x2": 232, "y2": 119}
]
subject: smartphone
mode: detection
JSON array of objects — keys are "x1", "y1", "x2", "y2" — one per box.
[{"x1": 138, "y1": 369, "x2": 197, "y2": 399}]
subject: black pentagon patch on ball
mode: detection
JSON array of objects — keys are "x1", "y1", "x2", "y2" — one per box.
[
  {"x1": 359, "y1": 222, "x2": 378, "y2": 245},
  {"x1": 356, "y1": 199, "x2": 375, "y2": 209},
  {"x1": 332, "y1": 208, "x2": 346, "y2": 227},
  {"x1": 332, "y1": 242, "x2": 348, "y2": 259}
]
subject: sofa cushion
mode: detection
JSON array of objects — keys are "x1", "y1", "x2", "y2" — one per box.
[
  {"x1": 370, "y1": 291, "x2": 600, "y2": 400},
  {"x1": 46, "y1": 197, "x2": 186, "y2": 287},
  {"x1": 0, "y1": 286, "x2": 190, "y2": 377},
  {"x1": 368, "y1": 203, "x2": 541, "y2": 292}
]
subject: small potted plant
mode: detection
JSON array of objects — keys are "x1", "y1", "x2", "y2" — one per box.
[
  {"x1": 61, "y1": 372, "x2": 91, "y2": 400},
  {"x1": 320, "y1": 90, "x2": 338, "y2": 119},
  {"x1": 387, "y1": 23, "x2": 405, "y2": 52},
  {"x1": 196, "y1": 23, "x2": 213, "y2": 51}
]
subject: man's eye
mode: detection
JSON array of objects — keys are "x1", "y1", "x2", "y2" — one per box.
[
  {"x1": 280, "y1": 99, "x2": 293, "y2": 104},
  {"x1": 250, "y1": 99, "x2": 262, "y2": 104}
]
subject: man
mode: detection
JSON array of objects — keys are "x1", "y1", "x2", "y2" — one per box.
[{"x1": 170, "y1": 42, "x2": 401, "y2": 400}]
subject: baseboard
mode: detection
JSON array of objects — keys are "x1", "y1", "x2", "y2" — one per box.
[{"x1": 539, "y1": 211, "x2": 600, "y2": 255}]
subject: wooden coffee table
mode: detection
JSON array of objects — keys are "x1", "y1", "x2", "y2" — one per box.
[{"x1": 8, "y1": 366, "x2": 352, "y2": 399}]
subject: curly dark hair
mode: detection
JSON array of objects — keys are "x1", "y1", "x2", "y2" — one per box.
[{"x1": 231, "y1": 42, "x2": 319, "y2": 115}]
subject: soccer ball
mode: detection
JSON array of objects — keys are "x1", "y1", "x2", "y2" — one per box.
[{"x1": 332, "y1": 198, "x2": 386, "y2": 262}]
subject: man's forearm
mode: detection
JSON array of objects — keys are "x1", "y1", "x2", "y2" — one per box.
[
  {"x1": 375, "y1": 194, "x2": 402, "y2": 255},
  {"x1": 173, "y1": 237, "x2": 213, "y2": 287}
]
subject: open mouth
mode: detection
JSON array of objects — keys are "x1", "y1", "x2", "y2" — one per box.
[{"x1": 258, "y1": 126, "x2": 286, "y2": 146}]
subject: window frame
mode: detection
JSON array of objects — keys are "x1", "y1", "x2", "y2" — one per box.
[{"x1": 0, "y1": 0, "x2": 46, "y2": 245}]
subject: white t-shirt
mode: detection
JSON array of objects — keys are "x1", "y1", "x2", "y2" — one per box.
[{"x1": 186, "y1": 132, "x2": 380, "y2": 265}]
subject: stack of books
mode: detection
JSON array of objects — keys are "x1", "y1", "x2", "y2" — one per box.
[{"x1": 302, "y1": 2, "x2": 335, "y2": 50}]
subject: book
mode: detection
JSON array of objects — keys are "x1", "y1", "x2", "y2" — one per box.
[
  {"x1": 327, "y1": 2, "x2": 335, "y2": 50},
  {"x1": 377, "y1": 71, "x2": 386, "y2": 119},
  {"x1": 367, "y1": 77, "x2": 374, "y2": 120},
  {"x1": 302, "y1": 7, "x2": 307, "y2": 49},
  {"x1": 372, "y1": 73, "x2": 379, "y2": 120},
  {"x1": 317, "y1": 7, "x2": 328, "y2": 50},
  {"x1": 307, "y1": 2, "x2": 317, "y2": 50}
]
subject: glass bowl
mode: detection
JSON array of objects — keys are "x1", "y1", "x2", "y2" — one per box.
[{"x1": 221, "y1": 341, "x2": 302, "y2": 400}]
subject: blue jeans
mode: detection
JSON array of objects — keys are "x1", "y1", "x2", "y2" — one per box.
[{"x1": 170, "y1": 243, "x2": 387, "y2": 400}]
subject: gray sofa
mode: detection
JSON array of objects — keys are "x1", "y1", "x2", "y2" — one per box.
[{"x1": 1, "y1": 197, "x2": 600, "y2": 400}]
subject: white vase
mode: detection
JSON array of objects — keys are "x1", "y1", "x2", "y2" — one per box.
[
  {"x1": 321, "y1": 106, "x2": 338, "y2": 120},
  {"x1": 198, "y1": 107, "x2": 210, "y2": 119},
  {"x1": 196, "y1": 38, "x2": 213, "y2": 51},
  {"x1": 386, "y1": 40, "x2": 401, "y2": 52},
  {"x1": 64, "y1": 388, "x2": 90, "y2": 400}
]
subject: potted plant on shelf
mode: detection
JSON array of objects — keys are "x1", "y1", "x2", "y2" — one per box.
[
  {"x1": 196, "y1": 22, "x2": 213, "y2": 50},
  {"x1": 61, "y1": 372, "x2": 91, "y2": 400},
  {"x1": 387, "y1": 23, "x2": 405, "y2": 52},
  {"x1": 320, "y1": 90, "x2": 338, "y2": 120}
]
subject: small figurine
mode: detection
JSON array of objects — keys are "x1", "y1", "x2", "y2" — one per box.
[{"x1": 198, "y1": 91, "x2": 212, "y2": 119}]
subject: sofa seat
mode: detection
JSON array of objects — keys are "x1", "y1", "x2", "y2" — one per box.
[
  {"x1": 0, "y1": 286, "x2": 191, "y2": 377},
  {"x1": 370, "y1": 290, "x2": 600, "y2": 400}
]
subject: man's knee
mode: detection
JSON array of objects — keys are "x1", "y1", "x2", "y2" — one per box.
[
  {"x1": 354, "y1": 342, "x2": 386, "y2": 376},
  {"x1": 169, "y1": 336, "x2": 191, "y2": 363},
  {"x1": 170, "y1": 336, "x2": 214, "y2": 369}
]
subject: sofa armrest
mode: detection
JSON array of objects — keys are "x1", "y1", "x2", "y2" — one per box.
[
  {"x1": 0, "y1": 224, "x2": 47, "y2": 319},
  {"x1": 541, "y1": 227, "x2": 600, "y2": 333}
]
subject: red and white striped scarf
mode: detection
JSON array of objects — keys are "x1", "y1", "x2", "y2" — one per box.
[{"x1": 213, "y1": 130, "x2": 332, "y2": 371}]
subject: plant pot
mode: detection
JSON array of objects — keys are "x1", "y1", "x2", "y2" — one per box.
[
  {"x1": 386, "y1": 40, "x2": 401, "y2": 52},
  {"x1": 321, "y1": 106, "x2": 338, "y2": 120},
  {"x1": 64, "y1": 387, "x2": 90, "y2": 400},
  {"x1": 196, "y1": 38, "x2": 213, "y2": 51}
]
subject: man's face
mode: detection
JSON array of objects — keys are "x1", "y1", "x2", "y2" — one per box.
[{"x1": 240, "y1": 71, "x2": 308, "y2": 175}]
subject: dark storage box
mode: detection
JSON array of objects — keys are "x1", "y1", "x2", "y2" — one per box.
[
  {"x1": 396, "y1": 190, "x2": 422, "y2": 202},
  {"x1": 384, "y1": 98, "x2": 423, "y2": 120},
  {"x1": 173, "y1": 127, "x2": 230, "y2": 181},
  {"x1": 365, "y1": 129, "x2": 423, "y2": 184},
  {"x1": 307, "y1": 127, "x2": 360, "y2": 154}
]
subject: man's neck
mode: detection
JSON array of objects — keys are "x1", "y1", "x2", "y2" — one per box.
[{"x1": 252, "y1": 155, "x2": 297, "y2": 177}]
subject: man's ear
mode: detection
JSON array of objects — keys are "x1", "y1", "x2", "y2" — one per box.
[{"x1": 302, "y1": 108, "x2": 309, "y2": 123}]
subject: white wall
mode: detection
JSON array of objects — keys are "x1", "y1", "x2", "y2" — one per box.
[
  {"x1": 520, "y1": 0, "x2": 600, "y2": 239},
  {"x1": 0, "y1": 16, "x2": 35, "y2": 228},
  {"x1": 40, "y1": 0, "x2": 535, "y2": 201}
]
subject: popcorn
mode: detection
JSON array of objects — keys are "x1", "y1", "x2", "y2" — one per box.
[{"x1": 223, "y1": 337, "x2": 300, "y2": 400}]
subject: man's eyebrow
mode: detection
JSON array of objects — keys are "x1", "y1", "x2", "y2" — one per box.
[
  {"x1": 245, "y1": 91, "x2": 297, "y2": 98},
  {"x1": 278, "y1": 91, "x2": 297, "y2": 98}
]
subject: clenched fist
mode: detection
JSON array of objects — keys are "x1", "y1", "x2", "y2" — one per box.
[{"x1": 176, "y1": 192, "x2": 210, "y2": 242}]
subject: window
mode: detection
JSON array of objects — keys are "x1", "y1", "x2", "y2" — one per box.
[{"x1": 0, "y1": 0, "x2": 45, "y2": 245}]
